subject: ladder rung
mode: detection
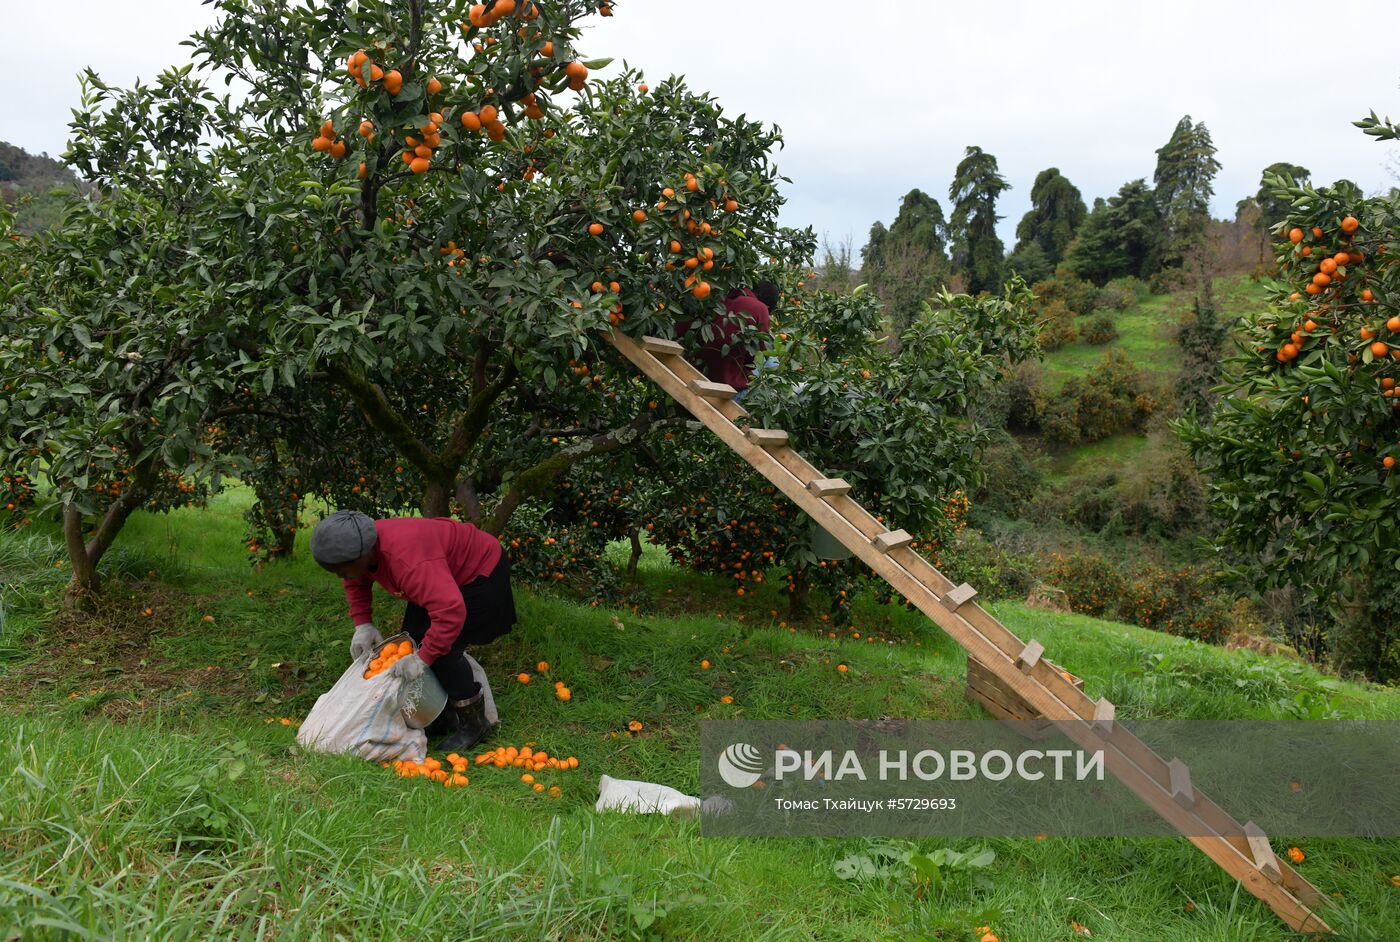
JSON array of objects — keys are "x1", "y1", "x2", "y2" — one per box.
[
  {"x1": 808, "y1": 478, "x2": 850, "y2": 497},
  {"x1": 640, "y1": 336, "x2": 684, "y2": 356},
  {"x1": 871, "y1": 529, "x2": 913, "y2": 553},
  {"x1": 1092, "y1": 697, "x2": 1115, "y2": 734},
  {"x1": 1016, "y1": 640, "x2": 1044, "y2": 673},
  {"x1": 688, "y1": 379, "x2": 738, "y2": 400},
  {"x1": 746, "y1": 428, "x2": 789, "y2": 448},
  {"x1": 942, "y1": 583, "x2": 978, "y2": 611},
  {"x1": 1167, "y1": 758, "x2": 1195, "y2": 809},
  {"x1": 1243, "y1": 822, "x2": 1283, "y2": 883}
]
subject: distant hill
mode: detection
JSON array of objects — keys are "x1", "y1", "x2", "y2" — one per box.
[{"x1": 0, "y1": 141, "x2": 81, "y2": 234}]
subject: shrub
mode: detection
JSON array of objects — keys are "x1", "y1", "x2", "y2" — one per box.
[
  {"x1": 1084, "y1": 313, "x2": 1118, "y2": 345},
  {"x1": 1097, "y1": 276, "x2": 1150, "y2": 311},
  {"x1": 972, "y1": 433, "x2": 1043, "y2": 517},
  {"x1": 1067, "y1": 377, "x2": 1125, "y2": 442},
  {"x1": 1037, "y1": 299, "x2": 1078, "y2": 351},
  {"x1": 1004, "y1": 362, "x2": 1047, "y2": 432},
  {"x1": 1147, "y1": 265, "x2": 1192, "y2": 294},
  {"x1": 1039, "y1": 394, "x2": 1082, "y2": 447},
  {"x1": 1124, "y1": 565, "x2": 1231, "y2": 643},
  {"x1": 1044, "y1": 550, "x2": 1237, "y2": 642},
  {"x1": 1039, "y1": 354, "x2": 1156, "y2": 448},
  {"x1": 1031, "y1": 272, "x2": 1100, "y2": 317},
  {"x1": 940, "y1": 528, "x2": 1037, "y2": 600},
  {"x1": 1044, "y1": 552, "x2": 1129, "y2": 618},
  {"x1": 1117, "y1": 435, "x2": 1211, "y2": 536},
  {"x1": 1057, "y1": 470, "x2": 1122, "y2": 531}
]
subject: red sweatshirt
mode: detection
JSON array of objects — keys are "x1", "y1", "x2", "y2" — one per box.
[
  {"x1": 343, "y1": 517, "x2": 503, "y2": 665},
  {"x1": 677, "y1": 289, "x2": 771, "y2": 392}
]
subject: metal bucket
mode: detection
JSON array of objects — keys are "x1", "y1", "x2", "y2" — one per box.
[
  {"x1": 374, "y1": 632, "x2": 447, "y2": 729},
  {"x1": 810, "y1": 520, "x2": 853, "y2": 561}
]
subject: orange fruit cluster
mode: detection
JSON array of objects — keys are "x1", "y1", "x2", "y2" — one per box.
[
  {"x1": 465, "y1": 0, "x2": 537, "y2": 29},
  {"x1": 401, "y1": 114, "x2": 446, "y2": 174},
  {"x1": 346, "y1": 48, "x2": 401, "y2": 96},
  {"x1": 1272, "y1": 215, "x2": 1381, "y2": 367},
  {"x1": 310, "y1": 119, "x2": 347, "y2": 159},
  {"x1": 460, "y1": 102, "x2": 507, "y2": 143},
  {"x1": 364, "y1": 639, "x2": 415, "y2": 680},
  {"x1": 474, "y1": 742, "x2": 578, "y2": 789},
  {"x1": 564, "y1": 59, "x2": 589, "y2": 92},
  {"x1": 389, "y1": 753, "x2": 470, "y2": 787},
  {"x1": 346, "y1": 49, "x2": 383, "y2": 88},
  {"x1": 554, "y1": 680, "x2": 572, "y2": 700}
]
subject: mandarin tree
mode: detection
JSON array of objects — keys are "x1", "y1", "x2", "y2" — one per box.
[
  {"x1": 0, "y1": 68, "x2": 246, "y2": 601},
  {"x1": 1176, "y1": 121, "x2": 1400, "y2": 679},
  {"x1": 43, "y1": 0, "x2": 809, "y2": 569},
  {"x1": 198, "y1": 1, "x2": 805, "y2": 534}
]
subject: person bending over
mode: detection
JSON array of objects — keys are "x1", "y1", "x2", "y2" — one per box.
[{"x1": 310, "y1": 509, "x2": 515, "y2": 751}]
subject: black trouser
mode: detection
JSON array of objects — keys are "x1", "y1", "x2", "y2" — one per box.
[{"x1": 402, "y1": 553, "x2": 516, "y2": 702}]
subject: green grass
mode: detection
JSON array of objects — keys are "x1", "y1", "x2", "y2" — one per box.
[
  {"x1": 3, "y1": 493, "x2": 1399, "y2": 940},
  {"x1": 1039, "y1": 274, "x2": 1271, "y2": 391},
  {"x1": 1041, "y1": 432, "x2": 1153, "y2": 484}
]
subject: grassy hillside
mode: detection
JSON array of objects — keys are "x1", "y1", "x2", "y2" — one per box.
[
  {"x1": 2, "y1": 493, "x2": 1398, "y2": 940},
  {"x1": 1039, "y1": 274, "x2": 1270, "y2": 391}
]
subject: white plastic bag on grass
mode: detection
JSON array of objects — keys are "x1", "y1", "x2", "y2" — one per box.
[
  {"x1": 297, "y1": 656, "x2": 427, "y2": 764},
  {"x1": 595, "y1": 774, "x2": 703, "y2": 817}
]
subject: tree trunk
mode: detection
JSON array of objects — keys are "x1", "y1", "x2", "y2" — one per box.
[
  {"x1": 626, "y1": 526, "x2": 643, "y2": 582},
  {"x1": 456, "y1": 477, "x2": 482, "y2": 525},
  {"x1": 62, "y1": 504, "x2": 100, "y2": 609},
  {"x1": 422, "y1": 480, "x2": 453, "y2": 518},
  {"x1": 251, "y1": 478, "x2": 300, "y2": 559},
  {"x1": 787, "y1": 566, "x2": 811, "y2": 620},
  {"x1": 60, "y1": 460, "x2": 159, "y2": 608}
]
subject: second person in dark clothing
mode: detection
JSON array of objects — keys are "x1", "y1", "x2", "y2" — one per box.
[{"x1": 677, "y1": 280, "x2": 780, "y2": 393}]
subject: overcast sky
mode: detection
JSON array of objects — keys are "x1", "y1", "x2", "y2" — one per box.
[{"x1": 6, "y1": 1, "x2": 1399, "y2": 255}]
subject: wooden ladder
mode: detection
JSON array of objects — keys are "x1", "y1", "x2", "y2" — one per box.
[{"x1": 608, "y1": 329, "x2": 1333, "y2": 935}]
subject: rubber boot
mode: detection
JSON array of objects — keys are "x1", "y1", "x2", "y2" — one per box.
[
  {"x1": 424, "y1": 702, "x2": 459, "y2": 740},
  {"x1": 435, "y1": 691, "x2": 497, "y2": 753}
]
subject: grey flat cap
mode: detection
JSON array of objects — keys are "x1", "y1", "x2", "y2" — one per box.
[{"x1": 310, "y1": 510, "x2": 378, "y2": 565}]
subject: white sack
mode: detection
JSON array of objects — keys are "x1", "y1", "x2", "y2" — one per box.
[{"x1": 297, "y1": 654, "x2": 427, "y2": 764}]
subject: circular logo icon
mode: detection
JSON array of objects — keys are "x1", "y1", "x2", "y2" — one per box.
[{"x1": 717, "y1": 742, "x2": 765, "y2": 788}]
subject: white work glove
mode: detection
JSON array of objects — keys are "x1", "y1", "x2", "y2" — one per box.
[
  {"x1": 388, "y1": 653, "x2": 427, "y2": 682},
  {"x1": 350, "y1": 623, "x2": 384, "y2": 661}
]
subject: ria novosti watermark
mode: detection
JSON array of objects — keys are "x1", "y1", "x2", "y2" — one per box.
[{"x1": 699, "y1": 720, "x2": 1400, "y2": 837}]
